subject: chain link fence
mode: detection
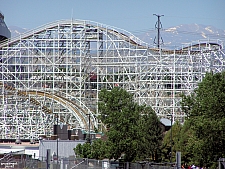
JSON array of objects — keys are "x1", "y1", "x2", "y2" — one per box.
[{"x1": 1, "y1": 155, "x2": 176, "y2": 169}]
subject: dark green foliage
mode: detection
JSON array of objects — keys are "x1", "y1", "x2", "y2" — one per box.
[
  {"x1": 137, "y1": 106, "x2": 163, "y2": 162},
  {"x1": 74, "y1": 139, "x2": 110, "y2": 160},
  {"x1": 90, "y1": 139, "x2": 110, "y2": 160},
  {"x1": 74, "y1": 87, "x2": 163, "y2": 162},
  {"x1": 161, "y1": 121, "x2": 182, "y2": 162},
  {"x1": 181, "y1": 72, "x2": 225, "y2": 167},
  {"x1": 177, "y1": 120, "x2": 195, "y2": 164},
  {"x1": 98, "y1": 88, "x2": 140, "y2": 162},
  {"x1": 74, "y1": 143, "x2": 92, "y2": 158},
  {"x1": 98, "y1": 87, "x2": 163, "y2": 162}
]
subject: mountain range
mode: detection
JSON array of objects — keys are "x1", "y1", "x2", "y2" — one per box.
[
  {"x1": 8, "y1": 26, "x2": 28, "y2": 38},
  {"x1": 8, "y1": 24, "x2": 225, "y2": 49},
  {"x1": 137, "y1": 23, "x2": 225, "y2": 49}
]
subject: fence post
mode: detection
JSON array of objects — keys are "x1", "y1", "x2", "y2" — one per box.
[
  {"x1": 176, "y1": 152, "x2": 181, "y2": 169},
  {"x1": 46, "y1": 149, "x2": 51, "y2": 169}
]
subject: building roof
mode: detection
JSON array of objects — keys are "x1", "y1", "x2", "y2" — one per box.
[{"x1": 160, "y1": 118, "x2": 172, "y2": 127}]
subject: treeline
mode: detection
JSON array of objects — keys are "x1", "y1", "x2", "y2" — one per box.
[{"x1": 74, "y1": 72, "x2": 225, "y2": 168}]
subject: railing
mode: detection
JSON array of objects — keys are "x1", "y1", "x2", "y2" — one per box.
[{"x1": 0, "y1": 157, "x2": 176, "y2": 169}]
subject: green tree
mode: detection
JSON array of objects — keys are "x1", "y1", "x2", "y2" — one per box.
[
  {"x1": 98, "y1": 87, "x2": 163, "y2": 162},
  {"x1": 74, "y1": 87, "x2": 163, "y2": 162},
  {"x1": 177, "y1": 120, "x2": 195, "y2": 165},
  {"x1": 137, "y1": 106, "x2": 163, "y2": 162},
  {"x1": 98, "y1": 87, "x2": 140, "y2": 162},
  {"x1": 74, "y1": 139, "x2": 110, "y2": 160},
  {"x1": 74, "y1": 142, "x2": 92, "y2": 158},
  {"x1": 161, "y1": 121, "x2": 182, "y2": 162},
  {"x1": 181, "y1": 72, "x2": 225, "y2": 167},
  {"x1": 90, "y1": 139, "x2": 110, "y2": 160}
]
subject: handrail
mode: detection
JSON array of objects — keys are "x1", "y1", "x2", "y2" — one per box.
[{"x1": 70, "y1": 159, "x2": 85, "y2": 169}]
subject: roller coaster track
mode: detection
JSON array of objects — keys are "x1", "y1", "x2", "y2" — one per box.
[
  {"x1": 151, "y1": 42, "x2": 223, "y2": 55},
  {"x1": 0, "y1": 19, "x2": 222, "y2": 54},
  {"x1": 0, "y1": 19, "x2": 148, "y2": 49},
  {"x1": 0, "y1": 19, "x2": 223, "y2": 137},
  {"x1": 0, "y1": 82, "x2": 52, "y2": 114},
  {"x1": 0, "y1": 82, "x2": 96, "y2": 131},
  {"x1": 26, "y1": 90, "x2": 95, "y2": 130}
]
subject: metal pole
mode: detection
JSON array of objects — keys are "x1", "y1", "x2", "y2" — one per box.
[
  {"x1": 170, "y1": 115, "x2": 172, "y2": 164},
  {"x1": 153, "y1": 14, "x2": 164, "y2": 49},
  {"x1": 86, "y1": 114, "x2": 91, "y2": 143},
  {"x1": 167, "y1": 114, "x2": 172, "y2": 163},
  {"x1": 157, "y1": 16, "x2": 160, "y2": 48},
  {"x1": 57, "y1": 115, "x2": 59, "y2": 169},
  {"x1": 89, "y1": 114, "x2": 90, "y2": 142},
  {"x1": 46, "y1": 149, "x2": 50, "y2": 169}
]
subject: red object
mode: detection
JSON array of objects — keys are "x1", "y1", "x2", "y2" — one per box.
[{"x1": 90, "y1": 72, "x2": 97, "y2": 81}]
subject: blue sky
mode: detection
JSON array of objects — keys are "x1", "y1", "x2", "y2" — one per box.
[{"x1": 1, "y1": 0, "x2": 225, "y2": 33}]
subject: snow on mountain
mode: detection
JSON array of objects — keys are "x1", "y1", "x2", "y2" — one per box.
[
  {"x1": 136, "y1": 23, "x2": 225, "y2": 49},
  {"x1": 9, "y1": 24, "x2": 225, "y2": 49},
  {"x1": 8, "y1": 25, "x2": 27, "y2": 38}
]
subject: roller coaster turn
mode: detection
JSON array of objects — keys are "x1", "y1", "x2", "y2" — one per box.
[{"x1": 0, "y1": 19, "x2": 224, "y2": 139}]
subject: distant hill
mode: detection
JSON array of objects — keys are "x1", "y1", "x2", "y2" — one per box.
[
  {"x1": 8, "y1": 25, "x2": 27, "y2": 38},
  {"x1": 9, "y1": 23, "x2": 225, "y2": 49},
  {"x1": 136, "y1": 23, "x2": 225, "y2": 49}
]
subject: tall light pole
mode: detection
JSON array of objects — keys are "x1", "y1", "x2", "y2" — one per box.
[
  {"x1": 56, "y1": 114, "x2": 59, "y2": 169},
  {"x1": 86, "y1": 113, "x2": 91, "y2": 143},
  {"x1": 167, "y1": 114, "x2": 172, "y2": 163},
  {"x1": 53, "y1": 100, "x2": 59, "y2": 169}
]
